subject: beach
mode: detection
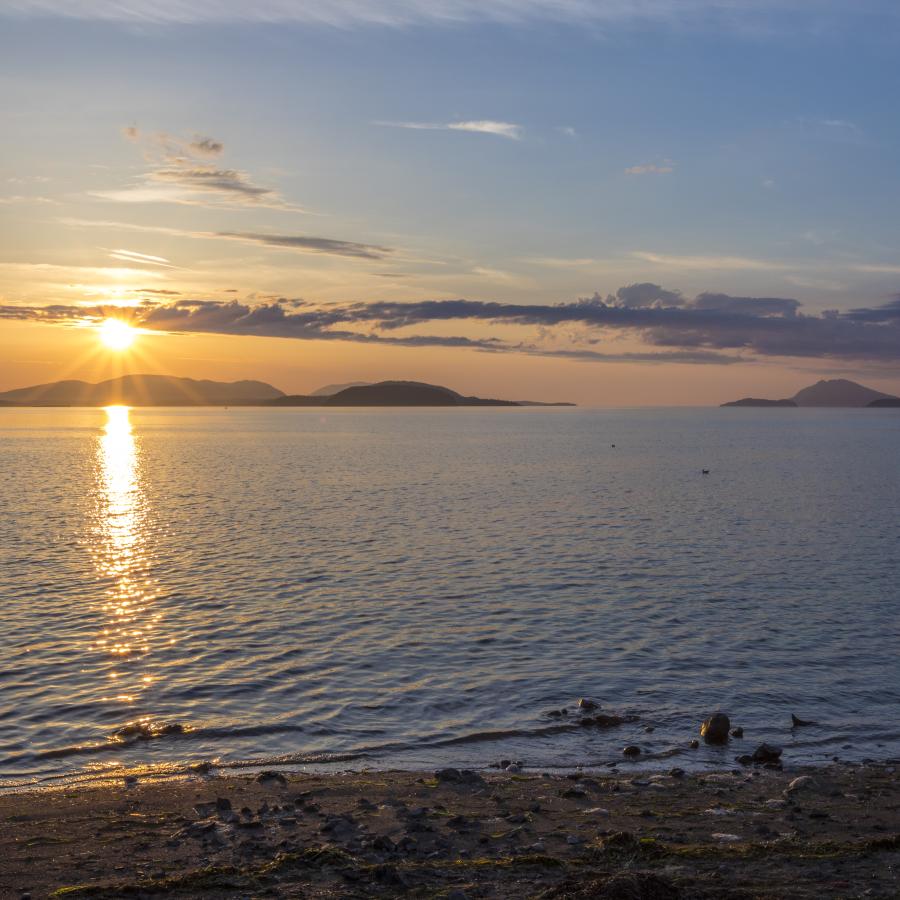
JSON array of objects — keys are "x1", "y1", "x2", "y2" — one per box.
[{"x1": 2, "y1": 763, "x2": 898, "y2": 898}]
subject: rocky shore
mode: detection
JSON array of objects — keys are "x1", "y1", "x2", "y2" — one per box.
[{"x1": 1, "y1": 763, "x2": 898, "y2": 898}]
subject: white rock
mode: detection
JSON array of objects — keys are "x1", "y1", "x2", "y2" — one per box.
[{"x1": 712, "y1": 832, "x2": 742, "y2": 842}]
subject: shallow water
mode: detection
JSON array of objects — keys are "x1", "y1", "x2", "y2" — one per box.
[{"x1": 1, "y1": 406, "x2": 899, "y2": 787}]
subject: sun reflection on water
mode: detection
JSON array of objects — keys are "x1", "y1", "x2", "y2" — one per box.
[{"x1": 92, "y1": 406, "x2": 161, "y2": 702}]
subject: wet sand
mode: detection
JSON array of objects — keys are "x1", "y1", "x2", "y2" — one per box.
[{"x1": 1, "y1": 764, "x2": 898, "y2": 898}]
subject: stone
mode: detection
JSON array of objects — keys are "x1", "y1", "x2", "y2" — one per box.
[
  {"x1": 730, "y1": 727, "x2": 744, "y2": 738},
  {"x1": 622, "y1": 745, "x2": 641, "y2": 757},
  {"x1": 256, "y1": 770, "x2": 287, "y2": 785},
  {"x1": 791, "y1": 713, "x2": 816, "y2": 727},
  {"x1": 700, "y1": 712, "x2": 731, "y2": 744},
  {"x1": 752, "y1": 744, "x2": 783, "y2": 764},
  {"x1": 784, "y1": 775, "x2": 825, "y2": 797},
  {"x1": 689, "y1": 739, "x2": 700, "y2": 749},
  {"x1": 578, "y1": 698, "x2": 599, "y2": 711}
]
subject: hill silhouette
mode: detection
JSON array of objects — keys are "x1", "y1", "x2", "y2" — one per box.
[
  {"x1": 791, "y1": 379, "x2": 895, "y2": 407},
  {"x1": 0, "y1": 377, "x2": 572, "y2": 408},
  {"x1": 268, "y1": 381, "x2": 562, "y2": 406},
  {"x1": 721, "y1": 398, "x2": 797, "y2": 408},
  {"x1": 311, "y1": 382, "x2": 371, "y2": 397},
  {"x1": 0, "y1": 375, "x2": 284, "y2": 406},
  {"x1": 868, "y1": 397, "x2": 900, "y2": 408},
  {"x1": 722, "y1": 379, "x2": 897, "y2": 408}
]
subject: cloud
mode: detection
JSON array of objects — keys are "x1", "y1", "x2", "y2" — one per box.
[
  {"x1": 0, "y1": 195, "x2": 58, "y2": 205},
  {"x1": 107, "y1": 248, "x2": 176, "y2": 268},
  {"x1": 189, "y1": 136, "x2": 224, "y2": 157},
  {"x1": 101, "y1": 128, "x2": 290, "y2": 208},
  {"x1": 614, "y1": 283, "x2": 684, "y2": 308},
  {"x1": 216, "y1": 232, "x2": 391, "y2": 259},
  {"x1": 624, "y1": 163, "x2": 674, "y2": 175},
  {"x1": 59, "y1": 217, "x2": 391, "y2": 261},
  {"x1": 6, "y1": 285, "x2": 900, "y2": 364},
  {"x1": 377, "y1": 120, "x2": 522, "y2": 140},
  {"x1": 631, "y1": 251, "x2": 785, "y2": 271},
  {"x1": 5, "y1": 0, "x2": 889, "y2": 30}
]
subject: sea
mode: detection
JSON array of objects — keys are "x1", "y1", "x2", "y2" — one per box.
[{"x1": 1, "y1": 406, "x2": 899, "y2": 789}]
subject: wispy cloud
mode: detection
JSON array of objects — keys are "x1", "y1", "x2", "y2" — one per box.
[
  {"x1": 216, "y1": 232, "x2": 392, "y2": 260},
  {"x1": 4, "y1": 1, "x2": 890, "y2": 31},
  {"x1": 631, "y1": 251, "x2": 785, "y2": 271},
  {"x1": 59, "y1": 218, "x2": 391, "y2": 261},
  {"x1": 624, "y1": 163, "x2": 674, "y2": 175},
  {"x1": 106, "y1": 248, "x2": 177, "y2": 268},
  {"x1": 100, "y1": 127, "x2": 293, "y2": 209},
  {"x1": 0, "y1": 195, "x2": 58, "y2": 205},
  {"x1": 377, "y1": 120, "x2": 522, "y2": 140}
]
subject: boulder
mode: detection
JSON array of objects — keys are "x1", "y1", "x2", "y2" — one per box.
[
  {"x1": 751, "y1": 744, "x2": 783, "y2": 764},
  {"x1": 700, "y1": 712, "x2": 731, "y2": 744}
]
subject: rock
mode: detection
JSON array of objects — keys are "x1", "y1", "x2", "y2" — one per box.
[
  {"x1": 578, "y1": 698, "x2": 599, "y2": 711},
  {"x1": 623, "y1": 745, "x2": 641, "y2": 758},
  {"x1": 712, "y1": 832, "x2": 742, "y2": 842},
  {"x1": 435, "y1": 767, "x2": 485, "y2": 785},
  {"x1": 505, "y1": 764, "x2": 522, "y2": 774},
  {"x1": 190, "y1": 761, "x2": 213, "y2": 774},
  {"x1": 669, "y1": 768, "x2": 686, "y2": 779},
  {"x1": 256, "y1": 770, "x2": 287, "y2": 785},
  {"x1": 576, "y1": 872, "x2": 681, "y2": 900},
  {"x1": 123, "y1": 775, "x2": 138, "y2": 787},
  {"x1": 215, "y1": 797, "x2": 232, "y2": 812},
  {"x1": 784, "y1": 776, "x2": 822, "y2": 796},
  {"x1": 791, "y1": 713, "x2": 816, "y2": 727},
  {"x1": 689, "y1": 739, "x2": 700, "y2": 749},
  {"x1": 700, "y1": 712, "x2": 731, "y2": 744},
  {"x1": 752, "y1": 744, "x2": 783, "y2": 764},
  {"x1": 372, "y1": 864, "x2": 407, "y2": 888},
  {"x1": 561, "y1": 788, "x2": 587, "y2": 799},
  {"x1": 730, "y1": 727, "x2": 744, "y2": 738}
]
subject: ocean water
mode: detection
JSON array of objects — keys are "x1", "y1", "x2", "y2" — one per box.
[{"x1": 1, "y1": 406, "x2": 899, "y2": 788}]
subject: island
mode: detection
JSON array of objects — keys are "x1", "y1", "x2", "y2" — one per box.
[
  {"x1": 720, "y1": 398, "x2": 797, "y2": 408},
  {"x1": 721, "y1": 378, "x2": 899, "y2": 408},
  {"x1": 0, "y1": 376, "x2": 574, "y2": 408}
]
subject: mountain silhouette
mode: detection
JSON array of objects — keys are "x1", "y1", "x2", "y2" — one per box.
[
  {"x1": 311, "y1": 382, "x2": 371, "y2": 397},
  {"x1": 722, "y1": 379, "x2": 897, "y2": 408},
  {"x1": 0, "y1": 375, "x2": 284, "y2": 406},
  {"x1": 0, "y1": 377, "x2": 572, "y2": 407},
  {"x1": 269, "y1": 381, "x2": 566, "y2": 406},
  {"x1": 790, "y1": 379, "x2": 896, "y2": 407}
]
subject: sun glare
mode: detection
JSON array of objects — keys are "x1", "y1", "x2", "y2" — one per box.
[{"x1": 99, "y1": 318, "x2": 137, "y2": 351}]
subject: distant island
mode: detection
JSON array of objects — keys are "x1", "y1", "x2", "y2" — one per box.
[
  {"x1": 722, "y1": 379, "x2": 899, "y2": 408},
  {"x1": 0, "y1": 375, "x2": 574, "y2": 408}
]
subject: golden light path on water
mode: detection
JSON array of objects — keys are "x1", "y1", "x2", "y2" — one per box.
[{"x1": 92, "y1": 406, "x2": 162, "y2": 712}]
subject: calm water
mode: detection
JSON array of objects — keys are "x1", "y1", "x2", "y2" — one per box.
[{"x1": 1, "y1": 406, "x2": 899, "y2": 788}]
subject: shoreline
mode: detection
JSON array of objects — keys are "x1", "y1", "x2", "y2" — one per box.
[{"x1": 2, "y1": 763, "x2": 897, "y2": 898}]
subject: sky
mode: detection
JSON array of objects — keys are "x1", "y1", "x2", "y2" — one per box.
[{"x1": 1, "y1": 0, "x2": 899, "y2": 405}]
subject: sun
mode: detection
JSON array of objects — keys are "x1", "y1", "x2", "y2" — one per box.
[{"x1": 99, "y1": 318, "x2": 137, "y2": 351}]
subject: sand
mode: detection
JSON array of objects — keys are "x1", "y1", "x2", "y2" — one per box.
[{"x1": 1, "y1": 763, "x2": 898, "y2": 898}]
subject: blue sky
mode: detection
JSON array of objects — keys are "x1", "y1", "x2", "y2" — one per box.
[{"x1": 1, "y1": 1, "x2": 899, "y2": 402}]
